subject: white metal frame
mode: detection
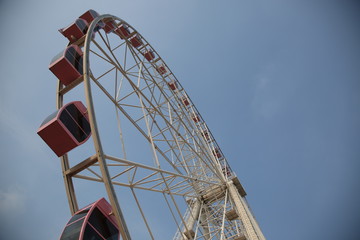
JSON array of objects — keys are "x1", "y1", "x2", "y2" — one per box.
[{"x1": 55, "y1": 14, "x2": 265, "y2": 240}]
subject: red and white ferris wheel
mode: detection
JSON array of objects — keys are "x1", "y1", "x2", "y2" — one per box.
[{"x1": 37, "y1": 10, "x2": 266, "y2": 240}]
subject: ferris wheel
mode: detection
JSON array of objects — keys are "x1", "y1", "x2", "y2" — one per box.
[{"x1": 37, "y1": 10, "x2": 266, "y2": 240}]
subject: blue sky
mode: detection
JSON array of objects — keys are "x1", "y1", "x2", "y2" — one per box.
[{"x1": 0, "y1": 0, "x2": 360, "y2": 239}]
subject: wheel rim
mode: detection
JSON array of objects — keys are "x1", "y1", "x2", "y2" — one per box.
[{"x1": 55, "y1": 13, "x2": 263, "y2": 240}]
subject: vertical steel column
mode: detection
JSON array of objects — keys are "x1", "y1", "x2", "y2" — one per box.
[
  {"x1": 60, "y1": 155, "x2": 79, "y2": 214},
  {"x1": 199, "y1": 209, "x2": 211, "y2": 240},
  {"x1": 183, "y1": 198, "x2": 201, "y2": 239},
  {"x1": 241, "y1": 198, "x2": 266, "y2": 240},
  {"x1": 57, "y1": 83, "x2": 78, "y2": 215},
  {"x1": 227, "y1": 181, "x2": 265, "y2": 240}
]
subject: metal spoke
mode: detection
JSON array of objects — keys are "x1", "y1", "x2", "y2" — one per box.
[{"x1": 54, "y1": 13, "x2": 265, "y2": 240}]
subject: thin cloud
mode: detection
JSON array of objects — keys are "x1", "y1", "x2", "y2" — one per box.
[
  {"x1": 0, "y1": 103, "x2": 50, "y2": 162},
  {"x1": 0, "y1": 185, "x2": 26, "y2": 216}
]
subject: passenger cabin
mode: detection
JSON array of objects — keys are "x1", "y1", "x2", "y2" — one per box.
[
  {"x1": 79, "y1": 9, "x2": 100, "y2": 23},
  {"x1": 156, "y1": 64, "x2": 167, "y2": 75},
  {"x1": 144, "y1": 49, "x2": 155, "y2": 62},
  {"x1": 115, "y1": 24, "x2": 131, "y2": 39},
  {"x1": 59, "y1": 18, "x2": 88, "y2": 43},
  {"x1": 59, "y1": 198, "x2": 119, "y2": 240},
  {"x1": 103, "y1": 20, "x2": 117, "y2": 33},
  {"x1": 129, "y1": 34, "x2": 143, "y2": 48},
  {"x1": 181, "y1": 96, "x2": 190, "y2": 106},
  {"x1": 37, "y1": 101, "x2": 91, "y2": 157},
  {"x1": 79, "y1": 9, "x2": 104, "y2": 32},
  {"x1": 222, "y1": 165, "x2": 231, "y2": 177},
  {"x1": 192, "y1": 114, "x2": 200, "y2": 123},
  {"x1": 212, "y1": 148, "x2": 222, "y2": 159},
  {"x1": 201, "y1": 130, "x2": 211, "y2": 141},
  {"x1": 168, "y1": 80, "x2": 177, "y2": 90},
  {"x1": 49, "y1": 45, "x2": 83, "y2": 86}
]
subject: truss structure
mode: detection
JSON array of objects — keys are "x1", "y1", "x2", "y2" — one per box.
[{"x1": 56, "y1": 14, "x2": 266, "y2": 240}]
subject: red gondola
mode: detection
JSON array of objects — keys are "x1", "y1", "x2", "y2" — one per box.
[
  {"x1": 37, "y1": 101, "x2": 91, "y2": 157},
  {"x1": 79, "y1": 9, "x2": 105, "y2": 32},
  {"x1": 222, "y1": 165, "x2": 232, "y2": 177},
  {"x1": 59, "y1": 198, "x2": 119, "y2": 240},
  {"x1": 181, "y1": 96, "x2": 190, "y2": 106},
  {"x1": 115, "y1": 24, "x2": 131, "y2": 39},
  {"x1": 49, "y1": 45, "x2": 83, "y2": 86},
  {"x1": 129, "y1": 34, "x2": 143, "y2": 48},
  {"x1": 143, "y1": 49, "x2": 155, "y2": 62},
  {"x1": 59, "y1": 18, "x2": 88, "y2": 43},
  {"x1": 192, "y1": 114, "x2": 200, "y2": 123},
  {"x1": 168, "y1": 80, "x2": 177, "y2": 90},
  {"x1": 212, "y1": 148, "x2": 222, "y2": 159},
  {"x1": 103, "y1": 20, "x2": 117, "y2": 33},
  {"x1": 201, "y1": 130, "x2": 211, "y2": 141},
  {"x1": 79, "y1": 9, "x2": 99, "y2": 25},
  {"x1": 156, "y1": 64, "x2": 167, "y2": 75}
]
